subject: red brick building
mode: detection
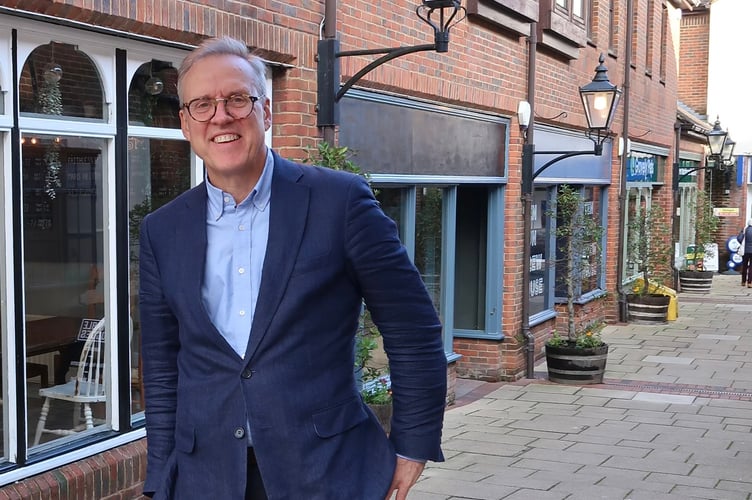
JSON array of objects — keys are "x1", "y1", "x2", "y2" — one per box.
[{"x1": 0, "y1": 0, "x2": 715, "y2": 496}]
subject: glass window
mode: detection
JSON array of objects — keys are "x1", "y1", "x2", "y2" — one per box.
[
  {"x1": 20, "y1": 42, "x2": 105, "y2": 120},
  {"x1": 128, "y1": 137, "x2": 191, "y2": 416},
  {"x1": 554, "y1": 186, "x2": 604, "y2": 299},
  {"x1": 128, "y1": 60, "x2": 180, "y2": 128},
  {"x1": 376, "y1": 188, "x2": 407, "y2": 240},
  {"x1": 529, "y1": 188, "x2": 550, "y2": 316},
  {"x1": 454, "y1": 186, "x2": 487, "y2": 331},
  {"x1": 415, "y1": 187, "x2": 443, "y2": 316},
  {"x1": 22, "y1": 134, "x2": 108, "y2": 447}
]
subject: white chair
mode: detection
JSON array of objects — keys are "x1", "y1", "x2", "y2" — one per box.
[{"x1": 33, "y1": 318, "x2": 106, "y2": 446}]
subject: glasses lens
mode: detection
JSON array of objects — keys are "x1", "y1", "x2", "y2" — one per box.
[
  {"x1": 188, "y1": 99, "x2": 215, "y2": 121},
  {"x1": 226, "y1": 95, "x2": 254, "y2": 120}
]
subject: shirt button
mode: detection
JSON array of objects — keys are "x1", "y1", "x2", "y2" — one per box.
[
  {"x1": 239, "y1": 224, "x2": 245, "y2": 231},
  {"x1": 234, "y1": 427, "x2": 246, "y2": 439},
  {"x1": 224, "y1": 196, "x2": 231, "y2": 203},
  {"x1": 239, "y1": 310, "x2": 246, "y2": 316},
  {"x1": 241, "y1": 368, "x2": 253, "y2": 379},
  {"x1": 238, "y1": 267, "x2": 245, "y2": 274}
]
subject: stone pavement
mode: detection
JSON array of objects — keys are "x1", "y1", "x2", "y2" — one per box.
[{"x1": 412, "y1": 273, "x2": 752, "y2": 500}]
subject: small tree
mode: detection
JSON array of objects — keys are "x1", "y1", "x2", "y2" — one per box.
[
  {"x1": 627, "y1": 202, "x2": 673, "y2": 295},
  {"x1": 552, "y1": 185, "x2": 604, "y2": 342},
  {"x1": 683, "y1": 190, "x2": 719, "y2": 271}
]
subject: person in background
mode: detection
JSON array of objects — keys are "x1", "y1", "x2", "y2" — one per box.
[
  {"x1": 737, "y1": 219, "x2": 752, "y2": 287},
  {"x1": 139, "y1": 36, "x2": 447, "y2": 500}
]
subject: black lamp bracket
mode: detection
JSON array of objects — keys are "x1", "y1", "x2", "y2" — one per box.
[{"x1": 317, "y1": 2, "x2": 465, "y2": 128}]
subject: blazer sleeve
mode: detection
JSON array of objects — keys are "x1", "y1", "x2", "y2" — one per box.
[
  {"x1": 139, "y1": 214, "x2": 181, "y2": 495},
  {"x1": 342, "y1": 176, "x2": 446, "y2": 462}
]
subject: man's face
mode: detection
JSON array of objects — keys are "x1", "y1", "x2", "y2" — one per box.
[{"x1": 179, "y1": 54, "x2": 271, "y2": 180}]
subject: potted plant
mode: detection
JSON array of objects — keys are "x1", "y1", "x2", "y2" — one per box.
[
  {"x1": 544, "y1": 185, "x2": 608, "y2": 384},
  {"x1": 625, "y1": 202, "x2": 674, "y2": 323},
  {"x1": 678, "y1": 190, "x2": 719, "y2": 293}
]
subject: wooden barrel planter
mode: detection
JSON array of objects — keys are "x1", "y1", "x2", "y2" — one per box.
[
  {"x1": 678, "y1": 270, "x2": 714, "y2": 294},
  {"x1": 545, "y1": 343, "x2": 609, "y2": 385},
  {"x1": 626, "y1": 293, "x2": 670, "y2": 324}
]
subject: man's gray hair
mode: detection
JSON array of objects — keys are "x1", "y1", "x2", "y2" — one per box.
[{"x1": 177, "y1": 37, "x2": 267, "y2": 103}]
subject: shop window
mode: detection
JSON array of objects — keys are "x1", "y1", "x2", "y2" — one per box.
[
  {"x1": 128, "y1": 60, "x2": 180, "y2": 128},
  {"x1": 19, "y1": 42, "x2": 105, "y2": 120},
  {"x1": 22, "y1": 134, "x2": 108, "y2": 448},
  {"x1": 454, "y1": 186, "x2": 487, "y2": 331},
  {"x1": 127, "y1": 137, "x2": 191, "y2": 416},
  {"x1": 529, "y1": 188, "x2": 552, "y2": 316},
  {"x1": 554, "y1": 185, "x2": 604, "y2": 300},
  {"x1": 415, "y1": 187, "x2": 444, "y2": 316}
]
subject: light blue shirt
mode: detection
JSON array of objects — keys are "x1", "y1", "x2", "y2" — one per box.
[{"x1": 202, "y1": 149, "x2": 273, "y2": 358}]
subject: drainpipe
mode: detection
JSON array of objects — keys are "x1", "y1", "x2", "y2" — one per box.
[
  {"x1": 615, "y1": 0, "x2": 634, "y2": 322},
  {"x1": 521, "y1": 22, "x2": 537, "y2": 378},
  {"x1": 322, "y1": 0, "x2": 337, "y2": 146}
]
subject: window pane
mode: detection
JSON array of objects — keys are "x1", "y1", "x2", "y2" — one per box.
[
  {"x1": 581, "y1": 187, "x2": 601, "y2": 295},
  {"x1": 22, "y1": 134, "x2": 108, "y2": 447},
  {"x1": 128, "y1": 61, "x2": 180, "y2": 128},
  {"x1": 529, "y1": 188, "x2": 549, "y2": 315},
  {"x1": 415, "y1": 187, "x2": 443, "y2": 316},
  {"x1": 454, "y1": 186, "x2": 487, "y2": 330},
  {"x1": 376, "y1": 188, "x2": 405, "y2": 238},
  {"x1": 573, "y1": 0, "x2": 583, "y2": 18},
  {"x1": 20, "y1": 43, "x2": 105, "y2": 120},
  {"x1": 128, "y1": 137, "x2": 191, "y2": 416}
]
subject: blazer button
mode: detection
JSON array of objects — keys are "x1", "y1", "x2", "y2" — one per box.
[
  {"x1": 234, "y1": 427, "x2": 246, "y2": 440},
  {"x1": 241, "y1": 368, "x2": 253, "y2": 379}
]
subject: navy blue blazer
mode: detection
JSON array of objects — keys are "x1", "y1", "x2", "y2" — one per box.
[{"x1": 139, "y1": 151, "x2": 446, "y2": 499}]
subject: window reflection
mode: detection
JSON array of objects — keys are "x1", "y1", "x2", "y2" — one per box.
[
  {"x1": 454, "y1": 186, "x2": 487, "y2": 330},
  {"x1": 22, "y1": 134, "x2": 107, "y2": 447},
  {"x1": 128, "y1": 137, "x2": 191, "y2": 415},
  {"x1": 128, "y1": 60, "x2": 180, "y2": 128},
  {"x1": 415, "y1": 187, "x2": 443, "y2": 315},
  {"x1": 529, "y1": 188, "x2": 549, "y2": 315},
  {"x1": 20, "y1": 42, "x2": 105, "y2": 120}
]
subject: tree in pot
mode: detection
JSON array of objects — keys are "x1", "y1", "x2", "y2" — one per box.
[
  {"x1": 544, "y1": 185, "x2": 608, "y2": 385},
  {"x1": 626, "y1": 202, "x2": 674, "y2": 324},
  {"x1": 678, "y1": 189, "x2": 719, "y2": 293}
]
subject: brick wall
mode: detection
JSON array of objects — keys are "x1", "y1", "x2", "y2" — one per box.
[
  {"x1": 0, "y1": 439, "x2": 147, "y2": 499},
  {"x1": 678, "y1": 8, "x2": 710, "y2": 115}
]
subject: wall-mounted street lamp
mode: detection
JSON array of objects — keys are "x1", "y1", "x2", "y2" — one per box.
[
  {"x1": 672, "y1": 117, "x2": 731, "y2": 191},
  {"x1": 317, "y1": 0, "x2": 465, "y2": 144},
  {"x1": 520, "y1": 54, "x2": 622, "y2": 378}
]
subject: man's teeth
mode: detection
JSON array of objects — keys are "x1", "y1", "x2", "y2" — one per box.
[{"x1": 214, "y1": 134, "x2": 239, "y2": 143}]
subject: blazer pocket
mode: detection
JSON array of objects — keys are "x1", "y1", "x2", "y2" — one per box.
[
  {"x1": 290, "y1": 253, "x2": 334, "y2": 277},
  {"x1": 312, "y1": 396, "x2": 368, "y2": 438},
  {"x1": 174, "y1": 424, "x2": 196, "y2": 454}
]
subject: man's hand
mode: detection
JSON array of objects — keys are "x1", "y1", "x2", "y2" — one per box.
[{"x1": 384, "y1": 457, "x2": 425, "y2": 500}]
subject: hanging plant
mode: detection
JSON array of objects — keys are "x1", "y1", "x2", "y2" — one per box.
[{"x1": 39, "y1": 61, "x2": 64, "y2": 198}]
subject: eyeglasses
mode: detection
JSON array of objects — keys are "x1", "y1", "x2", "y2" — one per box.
[{"x1": 182, "y1": 94, "x2": 262, "y2": 122}]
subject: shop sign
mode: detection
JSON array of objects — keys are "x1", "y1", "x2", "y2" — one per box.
[{"x1": 627, "y1": 153, "x2": 657, "y2": 182}]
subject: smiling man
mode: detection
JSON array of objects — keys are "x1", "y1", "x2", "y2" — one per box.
[{"x1": 138, "y1": 37, "x2": 447, "y2": 500}]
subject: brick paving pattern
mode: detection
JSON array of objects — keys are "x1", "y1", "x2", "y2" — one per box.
[{"x1": 414, "y1": 273, "x2": 752, "y2": 500}]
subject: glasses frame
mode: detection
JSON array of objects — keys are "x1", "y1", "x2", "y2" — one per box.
[{"x1": 182, "y1": 94, "x2": 262, "y2": 122}]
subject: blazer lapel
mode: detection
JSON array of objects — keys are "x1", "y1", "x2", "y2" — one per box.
[
  {"x1": 244, "y1": 156, "x2": 309, "y2": 361},
  {"x1": 177, "y1": 184, "x2": 239, "y2": 357}
]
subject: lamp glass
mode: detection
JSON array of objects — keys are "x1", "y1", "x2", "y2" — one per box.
[
  {"x1": 722, "y1": 138, "x2": 736, "y2": 162},
  {"x1": 580, "y1": 88, "x2": 619, "y2": 130},
  {"x1": 706, "y1": 120, "x2": 727, "y2": 157}
]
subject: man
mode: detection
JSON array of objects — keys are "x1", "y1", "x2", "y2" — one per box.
[
  {"x1": 139, "y1": 36, "x2": 447, "y2": 500},
  {"x1": 737, "y1": 219, "x2": 752, "y2": 287}
]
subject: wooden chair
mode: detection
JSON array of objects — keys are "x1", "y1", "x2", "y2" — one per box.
[{"x1": 33, "y1": 318, "x2": 106, "y2": 446}]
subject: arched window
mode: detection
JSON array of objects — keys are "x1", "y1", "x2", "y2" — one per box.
[
  {"x1": 19, "y1": 42, "x2": 105, "y2": 120},
  {"x1": 128, "y1": 59, "x2": 180, "y2": 128}
]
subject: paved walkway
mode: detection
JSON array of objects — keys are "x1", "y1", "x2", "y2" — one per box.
[{"x1": 413, "y1": 273, "x2": 752, "y2": 500}]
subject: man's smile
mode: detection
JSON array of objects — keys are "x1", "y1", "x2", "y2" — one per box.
[{"x1": 213, "y1": 133, "x2": 240, "y2": 144}]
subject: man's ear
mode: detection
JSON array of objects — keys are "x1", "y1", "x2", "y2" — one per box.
[{"x1": 179, "y1": 109, "x2": 191, "y2": 140}]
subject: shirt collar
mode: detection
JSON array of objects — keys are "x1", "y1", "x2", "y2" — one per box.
[{"x1": 205, "y1": 147, "x2": 274, "y2": 221}]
